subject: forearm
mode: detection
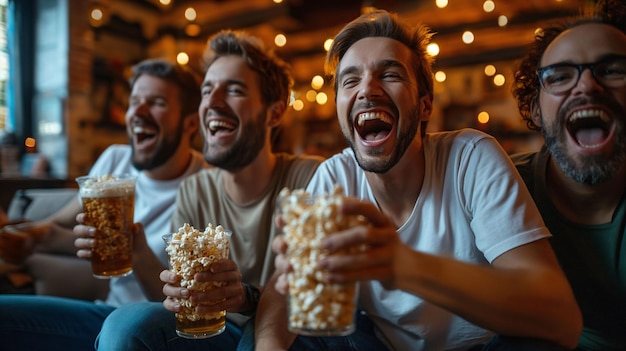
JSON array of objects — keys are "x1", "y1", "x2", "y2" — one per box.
[
  {"x1": 394, "y1": 242, "x2": 581, "y2": 348},
  {"x1": 255, "y1": 272, "x2": 296, "y2": 351},
  {"x1": 132, "y1": 243, "x2": 167, "y2": 301}
]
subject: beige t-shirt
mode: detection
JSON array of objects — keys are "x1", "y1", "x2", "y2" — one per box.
[{"x1": 170, "y1": 153, "x2": 321, "y2": 324}]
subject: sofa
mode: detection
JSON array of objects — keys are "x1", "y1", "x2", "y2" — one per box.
[{"x1": 3, "y1": 188, "x2": 110, "y2": 301}]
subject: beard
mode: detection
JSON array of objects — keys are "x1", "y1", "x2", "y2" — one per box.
[
  {"x1": 541, "y1": 98, "x2": 626, "y2": 185},
  {"x1": 203, "y1": 110, "x2": 266, "y2": 172},
  {"x1": 345, "y1": 105, "x2": 419, "y2": 174},
  {"x1": 130, "y1": 123, "x2": 183, "y2": 171}
]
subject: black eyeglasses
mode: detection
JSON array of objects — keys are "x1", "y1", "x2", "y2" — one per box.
[{"x1": 537, "y1": 56, "x2": 626, "y2": 95}]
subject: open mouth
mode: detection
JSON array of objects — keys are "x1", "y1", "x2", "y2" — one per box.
[
  {"x1": 566, "y1": 109, "x2": 612, "y2": 148},
  {"x1": 132, "y1": 125, "x2": 157, "y2": 144},
  {"x1": 355, "y1": 112, "x2": 393, "y2": 141},
  {"x1": 208, "y1": 119, "x2": 237, "y2": 136}
]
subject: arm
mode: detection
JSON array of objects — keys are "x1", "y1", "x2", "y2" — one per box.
[
  {"x1": 318, "y1": 198, "x2": 582, "y2": 349},
  {"x1": 128, "y1": 223, "x2": 169, "y2": 301},
  {"x1": 254, "y1": 271, "x2": 296, "y2": 351}
]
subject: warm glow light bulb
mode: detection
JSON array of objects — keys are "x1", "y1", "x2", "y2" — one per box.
[
  {"x1": 435, "y1": 71, "x2": 446, "y2": 82},
  {"x1": 274, "y1": 34, "x2": 287, "y2": 47},
  {"x1": 160, "y1": 0, "x2": 171, "y2": 5},
  {"x1": 498, "y1": 15, "x2": 508, "y2": 27},
  {"x1": 483, "y1": 0, "x2": 495, "y2": 13},
  {"x1": 462, "y1": 31, "x2": 475, "y2": 44},
  {"x1": 292, "y1": 99, "x2": 304, "y2": 111},
  {"x1": 177, "y1": 52, "x2": 189, "y2": 65},
  {"x1": 324, "y1": 39, "x2": 333, "y2": 52},
  {"x1": 435, "y1": 0, "x2": 448, "y2": 9},
  {"x1": 316, "y1": 92, "x2": 328, "y2": 105},
  {"x1": 427, "y1": 43, "x2": 440, "y2": 56},
  {"x1": 477, "y1": 111, "x2": 490, "y2": 124},
  {"x1": 305, "y1": 90, "x2": 318, "y2": 102},
  {"x1": 24, "y1": 137, "x2": 36, "y2": 148},
  {"x1": 311, "y1": 75, "x2": 324, "y2": 89},
  {"x1": 91, "y1": 8, "x2": 103, "y2": 21},
  {"x1": 493, "y1": 74, "x2": 505, "y2": 86},
  {"x1": 484, "y1": 64, "x2": 496, "y2": 76},
  {"x1": 273, "y1": 0, "x2": 283, "y2": 3},
  {"x1": 185, "y1": 8, "x2": 197, "y2": 21}
]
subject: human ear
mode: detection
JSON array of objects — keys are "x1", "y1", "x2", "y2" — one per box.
[{"x1": 266, "y1": 101, "x2": 285, "y2": 128}]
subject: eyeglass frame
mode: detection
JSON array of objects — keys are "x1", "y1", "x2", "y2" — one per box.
[{"x1": 536, "y1": 55, "x2": 626, "y2": 95}]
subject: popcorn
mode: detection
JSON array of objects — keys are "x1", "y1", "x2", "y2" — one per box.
[
  {"x1": 165, "y1": 223, "x2": 231, "y2": 323},
  {"x1": 278, "y1": 185, "x2": 366, "y2": 334}
]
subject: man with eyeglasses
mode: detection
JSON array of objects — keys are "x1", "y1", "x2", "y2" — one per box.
[{"x1": 511, "y1": 0, "x2": 626, "y2": 349}]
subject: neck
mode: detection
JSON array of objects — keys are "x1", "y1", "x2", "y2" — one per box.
[
  {"x1": 546, "y1": 157, "x2": 626, "y2": 225},
  {"x1": 365, "y1": 144, "x2": 425, "y2": 228},
  {"x1": 222, "y1": 145, "x2": 277, "y2": 206},
  {"x1": 144, "y1": 146, "x2": 193, "y2": 181}
]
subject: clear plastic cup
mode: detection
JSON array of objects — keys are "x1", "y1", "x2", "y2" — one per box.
[
  {"x1": 277, "y1": 188, "x2": 362, "y2": 336},
  {"x1": 163, "y1": 224, "x2": 231, "y2": 339},
  {"x1": 76, "y1": 174, "x2": 135, "y2": 279}
]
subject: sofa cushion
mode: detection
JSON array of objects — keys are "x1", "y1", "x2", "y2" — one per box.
[{"x1": 7, "y1": 188, "x2": 79, "y2": 222}]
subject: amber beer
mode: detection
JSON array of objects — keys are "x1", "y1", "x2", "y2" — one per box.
[{"x1": 76, "y1": 175, "x2": 136, "y2": 279}]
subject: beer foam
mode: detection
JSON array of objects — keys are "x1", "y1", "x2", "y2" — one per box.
[{"x1": 77, "y1": 175, "x2": 135, "y2": 197}]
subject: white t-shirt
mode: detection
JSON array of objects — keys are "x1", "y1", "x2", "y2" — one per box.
[
  {"x1": 306, "y1": 129, "x2": 551, "y2": 351},
  {"x1": 85, "y1": 144, "x2": 208, "y2": 307}
]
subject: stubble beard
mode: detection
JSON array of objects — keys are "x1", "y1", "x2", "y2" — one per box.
[
  {"x1": 203, "y1": 111, "x2": 266, "y2": 172},
  {"x1": 345, "y1": 105, "x2": 419, "y2": 174},
  {"x1": 130, "y1": 123, "x2": 183, "y2": 171}
]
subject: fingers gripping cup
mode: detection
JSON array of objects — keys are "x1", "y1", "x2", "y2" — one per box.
[
  {"x1": 277, "y1": 185, "x2": 365, "y2": 336},
  {"x1": 76, "y1": 174, "x2": 136, "y2": 279},
  {"x1": 163, "y1": 223, "x2": 232, "y2": 339}
]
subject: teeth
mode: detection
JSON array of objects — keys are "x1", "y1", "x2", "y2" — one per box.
[
  {"x1": 132, "y1": 126, "x2": 156, "y2": 135},
  {"x1": 208, "y1": 120, "x2": 235, "y2": 132},
  {"x1": 357, "y1": 112, "x2": 392, "y2": 126},
  {"x1": 568, "y1": 109, "x2": 609, "y2": 123}
]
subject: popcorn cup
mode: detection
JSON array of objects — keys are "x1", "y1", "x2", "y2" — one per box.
[
  {"x1": 163, "y1": 223, "x2": 232, "y2": 339},
  {"x1": 277, "y1": 186, "x2": 364, "y2": 336},
  {"x1": 76, "y1": 174, "x2": 136, "y2": 279}
]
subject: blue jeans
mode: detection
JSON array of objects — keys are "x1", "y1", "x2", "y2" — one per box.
[
  {"x1": 239, "y1": 310, "x2": 390, "y2": 351},
  {"x1": 98, "y1": 304, "x2": 388, "y2": 351},
  {"x1": 97, "y1": 302, "x2": 246, "y2": 351},
  {"x1": 0, "y1": 294, "x2": 115, "y2": 350}
]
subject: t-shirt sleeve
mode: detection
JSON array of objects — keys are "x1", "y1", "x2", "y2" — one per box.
[{"x1": 460, "y1": 137, "x2": 550, "y2": 262}]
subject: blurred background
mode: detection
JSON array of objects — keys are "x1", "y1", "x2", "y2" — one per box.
[{"x1": 0, "y1": 0, "x2": 595, "y2": 182}]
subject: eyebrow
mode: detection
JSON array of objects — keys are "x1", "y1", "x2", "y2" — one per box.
[{"x1": 201, "y1": 78, "x2": 248, "y2": 90}]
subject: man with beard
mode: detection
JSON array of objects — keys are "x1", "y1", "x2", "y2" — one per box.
[
  {"x1": 511, "y1": 1, "x2": 626, "y2": 349},
  {"x1": 259, "y1": 10, "x2": 583, "y2": 351},
  {"x1": 91, "y1": 30, "x2": 332, "y2": 351},
  {"x1": 0, "y1": 58, "x2": 209, "y2": 350}
]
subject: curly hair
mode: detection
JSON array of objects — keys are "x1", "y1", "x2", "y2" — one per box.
[
  {"x1": 512, "y1": 0, "x2": 626, "y2": 131},
  {"x1": 203, "y1": 30, "x2": 293, "y2": 108}
]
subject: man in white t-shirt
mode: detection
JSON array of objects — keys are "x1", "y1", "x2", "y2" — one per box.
[
  {"x1": 0, "y1": 58, "x2": 209, "y2": 350},
  {"x1": 259, "y1": 10, "x2": 583, "y2": 351}
]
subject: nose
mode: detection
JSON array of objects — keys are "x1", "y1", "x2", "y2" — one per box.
[
  {"x1": 357, "y1": 75, "x2": 383, "y2": 100},
  {"x1": 571, "y1": 67, "x2": 604, "y2": 95}
]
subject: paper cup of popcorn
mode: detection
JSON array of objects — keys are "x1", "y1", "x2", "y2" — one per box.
[
  {"x1": 163, "y1": 223, "x2": 231, "y2": 339},
  {"x1": 277, "y1": 185, "x2": 365, "y2": 336},
  {"x1": 76, "y1": 174, "x2": 136, "y2": 279}
]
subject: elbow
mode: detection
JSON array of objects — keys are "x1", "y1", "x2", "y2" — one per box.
[{"x1": 553, "y1": 299, "x2": 583, "y2": 349}]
